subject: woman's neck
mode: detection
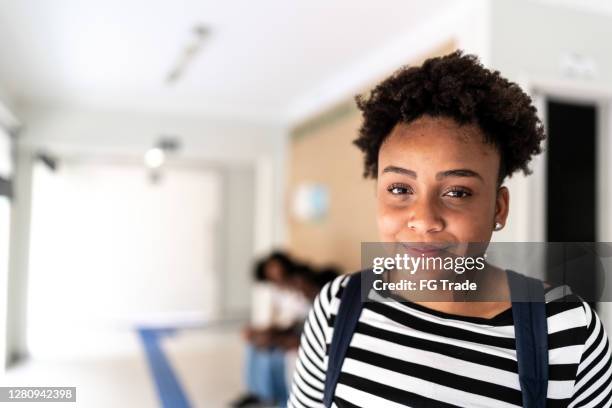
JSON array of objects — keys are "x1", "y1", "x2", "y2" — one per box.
[{"x1": 384, "y1": 264, "x2": 512, "y2": 319}]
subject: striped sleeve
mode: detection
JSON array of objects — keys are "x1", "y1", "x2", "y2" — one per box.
[
  {"x1": 288, "y1": 275, "x2": 347, "y2": 408},
  {"x1": 568, "y1": 301, "x2": 612, "y2": 407}
]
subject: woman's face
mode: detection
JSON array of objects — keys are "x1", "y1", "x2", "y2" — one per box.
[
  {"x1": 376, "y1": 116, "x2": 509, "y2": 248},
  {"x1": 264, "y1": 259, "x2": 285, "y2": 284}
]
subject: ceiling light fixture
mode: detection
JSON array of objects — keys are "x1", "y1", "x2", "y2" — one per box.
[
  {"x1": 144, "y1": 136, "x2": 182, "y2": 184},
  {"x1": 165, "y1": 24, "x2": 211, "y2": 85},
  {"x1": 144, "y1": 147, "x2": 165, "y2": 169},
  {"x1": 144, "y1": 136, "x2": 181, "y2": 169}
]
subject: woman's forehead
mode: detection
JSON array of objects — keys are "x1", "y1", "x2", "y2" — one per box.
[
  {"x1": 383, "y1": 118, "x2": 494, "y2": 154},
  {"x1": 378, "y1": 118, "x2": 500, "y2": 178},
  {"x1": 391, "y1": 116, "x2": 484, "y2": 141}
]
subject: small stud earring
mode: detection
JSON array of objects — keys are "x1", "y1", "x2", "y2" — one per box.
[{"x1": 494, "y1": 221, "x2": 503, "y2": 231}]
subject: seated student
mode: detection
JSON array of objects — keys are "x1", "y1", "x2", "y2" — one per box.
[
  {"x1": 232, "y1": 252, "x2": 310, "y2": 408},
  {"x1": 288, "y1": 51, "x2": 612, "y2": 407}
]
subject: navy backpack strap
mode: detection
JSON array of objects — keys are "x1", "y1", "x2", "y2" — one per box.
[
  {"x1": 506, "y1": 269, "x2": 549, "y2": 408},
  {"x1": 323, "y1": 272, "x2": 366, "y2": 407}
]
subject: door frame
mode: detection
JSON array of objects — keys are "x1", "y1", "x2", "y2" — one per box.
[{"x1": 521, "y1": 77, "x2": 612, "y2": 243}]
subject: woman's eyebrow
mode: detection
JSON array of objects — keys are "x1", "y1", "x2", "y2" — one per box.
[
  {"x1": 436, "y1": 169, "x2": 483, "y2": 181},
  {"x1": 382, "y1": 166, "x2": 417, "y2": 178},
  {"x1": 382, "y1": 166, "x2": 483, "y2": 181}
]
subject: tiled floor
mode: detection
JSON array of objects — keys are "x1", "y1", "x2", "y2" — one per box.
[{"x1": 1, "y1": 325, "x2": 245, "y2": 408}]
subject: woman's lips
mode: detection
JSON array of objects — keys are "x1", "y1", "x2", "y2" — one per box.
[{"x1": 401, "y1": 243, "x2": 452, "y2": 256}]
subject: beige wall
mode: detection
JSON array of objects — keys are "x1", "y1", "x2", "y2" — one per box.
[{"x1": 288, "y1": 41, "x2": 457, "y2": 273}]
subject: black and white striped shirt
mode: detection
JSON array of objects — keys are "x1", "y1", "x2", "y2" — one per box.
[{"x1": 288, "y1": 274, "x2": 612, "y2": 407}]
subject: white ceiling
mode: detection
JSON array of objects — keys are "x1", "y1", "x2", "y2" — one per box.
[{"x1": 0, "y1": 0, "x2": 461, "y2": 124}]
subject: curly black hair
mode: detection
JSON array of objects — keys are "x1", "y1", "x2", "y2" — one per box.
[
  {"x1": 253, "y1": 250, "x2": 296, "y2": 281},
  {"x1": 354, "y1": 50, "x2": 545, "y2": 184}
]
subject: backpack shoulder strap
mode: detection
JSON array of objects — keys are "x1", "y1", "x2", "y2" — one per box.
[
  {"x1": 323, "y1": 272, "x2": 366, "y2": 407},
  {"x1": 506, "y1": 269, "x2": 549, "y2": 408}
]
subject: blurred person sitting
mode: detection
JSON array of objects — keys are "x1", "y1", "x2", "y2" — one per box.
[{"x1": 231, "y1": 252, "x2": 310, "y2": 408}]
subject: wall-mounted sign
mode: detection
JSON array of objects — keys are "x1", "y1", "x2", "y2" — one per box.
[{"x1": 292, "y1": 183, "x2": 329, "y2": 222}]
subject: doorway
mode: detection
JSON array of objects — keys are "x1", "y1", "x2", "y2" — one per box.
[{"x1": 545, "y1": 99, "x2": 598, "y2": 302}]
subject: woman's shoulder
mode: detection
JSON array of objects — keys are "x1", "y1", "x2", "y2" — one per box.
[
  {"x1": 310, "y1": 273, "x2": 356, "y2": 321},
  {"x1": 544, "y1": 283, "x2": 589, "y2": 316},
  {"x1": 316, "y1": 273, "x2": 351, "y2": 303},
  {"x1": 544, "y1": 284, "x2": 602, "y2": 344},
  {"x1": 544, "y1": 284, "x2": 610, "y2": 385}
]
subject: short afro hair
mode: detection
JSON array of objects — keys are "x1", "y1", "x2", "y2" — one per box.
[{"x1": 354, "y1": 50, "x2": 545, "y2": 184}]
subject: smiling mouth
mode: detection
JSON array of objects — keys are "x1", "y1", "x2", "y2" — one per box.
[{"x1": 401, "y1": 243, "x2": 453, "y2": 256}]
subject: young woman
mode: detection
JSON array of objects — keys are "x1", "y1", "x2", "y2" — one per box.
[{"x1": 288, "y1": 52, "x2": 611, "y2": 407}]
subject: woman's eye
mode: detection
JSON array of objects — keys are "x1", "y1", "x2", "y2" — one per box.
[
  {"x1": 444, "y1": 188, "x2": 472, "y2": 198},
  {"x1": 387, "y1": 184, "x2": 412, "y2": 195}
]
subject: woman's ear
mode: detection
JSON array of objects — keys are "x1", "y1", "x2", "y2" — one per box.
[{"x1": 494, "y1": 186, "x2": 510, "y2": 228}]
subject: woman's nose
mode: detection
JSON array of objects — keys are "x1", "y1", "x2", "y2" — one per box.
[{"x1": 405, "y1": 197, "x2": 444, "y2": 234}]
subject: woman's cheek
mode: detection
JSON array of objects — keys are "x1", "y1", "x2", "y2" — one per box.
[
  {"x1": 450, "y1": 214, "x2": 491, "y2": 243},
  {"x1": 377, "y1": 209, "x2": 404, "y2": 241}
]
